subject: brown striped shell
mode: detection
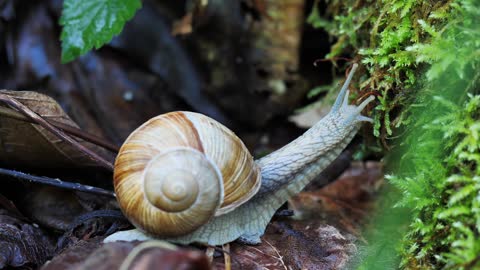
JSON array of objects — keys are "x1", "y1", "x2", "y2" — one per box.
[{"x1": 114, "y1": 111, "x2": 261, "y2": 237}]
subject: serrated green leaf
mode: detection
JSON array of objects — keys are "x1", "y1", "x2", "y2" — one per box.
[{"x1": 60, "y1": 0, "x2": 142, "y2": 63}]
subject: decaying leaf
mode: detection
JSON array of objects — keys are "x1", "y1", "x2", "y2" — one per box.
[
  {"x1": 290, "y1": 162, "x2": 383, "y2": 221},
  {"x1": 0, "y1": 224, "x2": 54, "y2": 268},
  {"x1": 22, "y1": 187, "x2": 88, "y2": 231},
  {"x1": 0, "y1": 90, "x2": 113, "y2": 168},
  {"x1": 213, "y1": 221, "x2": 356, "y2": 270},
  {"x1": 0, "y1": 201, "x2": 54, "y2": 268}
]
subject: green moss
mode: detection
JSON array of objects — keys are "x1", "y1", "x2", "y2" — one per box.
[
  {"x1": 307, "y1": 0, "x2": 454, "y2": 140},
  {"x1": 309, "y1": 0, "x2": 480, "y2": 269},
  {"x1": 390, "y1": 95, "x2": 479, "y2": 269},
  {"x1": 384, "y1": 2, "x2": 480, "y2": 268}
]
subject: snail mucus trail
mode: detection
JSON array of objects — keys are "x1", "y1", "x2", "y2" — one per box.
[{"x1": 105, "y1": 63, "x2": 375, "y2": 245}]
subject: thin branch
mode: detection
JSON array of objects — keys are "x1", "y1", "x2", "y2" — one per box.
[
  {"x1": 0, "y1": 94, "x2": 114, "y2": 170},
  {"x1": 0, "y1": 167, "x2": 115, "y2": 197},
  {"x1": 0, "y1": 106, "x2": 119, "y2": 152}
]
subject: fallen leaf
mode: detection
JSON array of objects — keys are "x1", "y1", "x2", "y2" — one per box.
[
  {"x1": 0, "y1": 90, "x2": 113, "y2": 168},
  {"x1": 107, "y1": 4, "x2": 230, "y2": 127},
  {"x1": 73, "y1": 52, "x2": 186, "y2": 144},
  {"x1": 0, "y1": 0, "x2": 14, "y2": 20},
  {"x1": 289, "y1": 161, "x2": 383, "y2": 239},
  {"x1": 22, "y1": 187, "x2": 88, "y2": 231},
  {"x1": 214, "y1": 222, "x2": 356, "y2": 270},
  {"x1": 0, "y1": 207, "x2": 54, "y2": 269}
]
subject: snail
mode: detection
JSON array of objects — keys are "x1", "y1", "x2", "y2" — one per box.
[{"x1": 105, "y1": 63, "x2": 375, "y2": 245}]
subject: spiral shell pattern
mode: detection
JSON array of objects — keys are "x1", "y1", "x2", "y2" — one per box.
[{"x1": 114, "y1": 112, "x2": 261, "y2": 237}]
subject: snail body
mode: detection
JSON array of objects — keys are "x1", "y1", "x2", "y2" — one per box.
[{"x1": 106, "y1": 64, "x2": 375, "y2": 245}]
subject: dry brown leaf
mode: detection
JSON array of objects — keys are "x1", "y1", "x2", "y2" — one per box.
[
  {"x1": 213, "y1": 221, "x2": 356, "y2": 270},
  {"x1": 0, "y1": 90, "x2": 112, "y2": 168},
  {"x1": 290, "y1": 162, "x2": 383, "y2": 220}
]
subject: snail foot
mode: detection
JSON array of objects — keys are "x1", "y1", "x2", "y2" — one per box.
[
  {"x1": 104, "y1": 229, "x2": 153, "y2": 243},
  {"x1": 237, "y1": 233, "x2": 262, "y2": 245}
]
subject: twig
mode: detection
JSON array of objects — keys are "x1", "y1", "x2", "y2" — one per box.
[
  {"x1": 0, "y1": 106, "x2": 119, "y2": 152},
  {"x1": 0, "y1": 167, "x2": 115, "y2": 197},
  {"x1": 0, "y1": 94, "x2": 114, "y2": 170},
  {"x1": 223, "y1": 243, "x2": 231, "y2": 270}
]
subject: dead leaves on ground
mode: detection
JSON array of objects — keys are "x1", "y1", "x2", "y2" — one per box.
[
  {"x1": 213, "y1": 223, "x2": 356, "y2": 269},
  {"x1": 11, "y1": 162, "x2": 382, "y2": 270},
  {"x1": 0, "y1": 90, "x2": 113, "y2": 169},
  {"x1": 0, "y1": 194, "x2": 54, "y2": 269}
]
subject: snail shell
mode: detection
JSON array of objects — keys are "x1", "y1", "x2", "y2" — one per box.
[{"x1": 114, "y1": 112, "x2": 261, "y2": 237}]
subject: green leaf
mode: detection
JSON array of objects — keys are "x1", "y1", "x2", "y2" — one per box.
[{"x1": 60, "y1": 0, "x2": 142, "y2": 63}]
